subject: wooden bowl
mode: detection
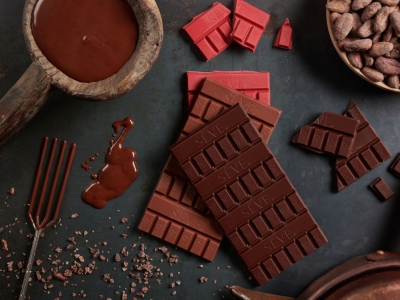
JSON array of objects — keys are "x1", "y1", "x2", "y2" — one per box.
[
  {"x1": 0, "y1": 0, "x2": 163, "y2": 148},
  {"x1": 326, "y1": 5, "x2": 400, "y2": 93}
]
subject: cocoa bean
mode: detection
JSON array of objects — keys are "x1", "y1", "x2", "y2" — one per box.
[
  {"x1": 388, "y1": 48, "x2": 400, "y2": 57},
  {"x1": 338, "y1": 37, "x2": 358, "y2": 50},
  {"x1": 344, "y1": 39, "x2": 373, "y2": 51},
  {"x1": 378, "y1": 0, "x2": 400, "y2": 5},
  {"x1": 347, "y1": 51, "x2": 364, "y2": 68},
  {"x1": 362, "y1": 51, "x2": 375, "y2": 66},
  {"x1": 390, "y1": 11, "x2": 400, "y2": 36},
  {"x1": 361, "y1": 2, "x2": 382, "y2": 22},
  {"x1": 334, "y1": 13, "x2": 354, "y2": 40},
  {"x1": 351, "y1": 13, "x2": 363, "y2": 36},
  {"x1": 374, "y1": 6, "x2": 391, "y2": 33},
  {"x1": 386, "y1": 74, "x2": 400, "y2": 87},
  {"x1": 368, "y1": 41, "x2": 394, "y2": 56},
  {"x1": 382, "y1": 23, "x2": 394, "y2": 41},
  {"x1": 375, "y1": 56, "x2": 400, "y2": 74},
  {"x1": 326, "y1": 0, "x2": 352, "y2": 13},
  {"x1": 372, "y1": 32, "x2": 382, "y2": 43},
  {"x1": 352, "y1": 0, "x2": 373, "y2": 10},
  {"x1": 330, "y1": 12, "x2": 342, "y2": 24},
  {"x1": 358, "y1": 19, "x2": 375, "y2": 37},
  {"x1": 361, "y1": 66, "x2": 385, "y2": 81}
]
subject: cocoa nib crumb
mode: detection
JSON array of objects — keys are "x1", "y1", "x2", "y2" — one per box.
[
  {"x1": 53, "y1": 272, "x2": 66, "y2": 281},
  {"x1": 1, "y1": 239, "x2": 8, "y2": 251},
  {"x1": 121, "y1": 247, "x2": 128, "y2": 257},
  {"x1": 70, "y1": 213, "x2": 78, "y2": 218},
  {"x1": 199, "y1": 277, "x2": 208, "y2": 283},
  {"x1": 171, "y1": 291, "x2": 176, "y2": 296},
  {"x1": 0, "y1": 227, "x2": 4, "y2": 233},
  {"x1": 115, "y1": 254, "x2": 121, "y2": 262},
  {"x1": 121, "y1": 234, "x2": 127, "y2": 239},
  {"x1": 8, "y1": 187, "x2": 15, "y2": 195},
  {"x1": 121, "y1": 218, "x2": 128, "y2": 224},
  {"x1": 226, "y1": 265, "x2": 231, "y2": 269},
  {"x1": 54, "y1": 247, "x2": 62, "y2": 254},
  {"x1": 36, "y1": 259, "x2": 42, "y2": 266},
  {"x1": 6, "y1": 261, "x2": 13, "y2": 271}
]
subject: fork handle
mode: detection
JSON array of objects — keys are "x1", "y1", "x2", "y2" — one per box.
[{"x1": 19, "y1": 230, "x2": 41, "y2": 300}]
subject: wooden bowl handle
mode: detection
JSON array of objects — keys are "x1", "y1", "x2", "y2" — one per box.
[
  {"x1": 0, "y1": 62, "x2": 52, "y2": 149},
  {"x1": 229, "y1": 286, "x2": 295, "y2": 300}
]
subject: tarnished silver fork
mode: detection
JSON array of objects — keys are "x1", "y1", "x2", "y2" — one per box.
[{"x1": 19, "y1": 137, "x2": 76, "y2": 300}]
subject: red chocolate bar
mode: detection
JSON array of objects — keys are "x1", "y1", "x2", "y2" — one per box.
[
  {"x1": 187, "y1": 71, "x2": 270, "y2": 111},
  {"x1": 292, "y1": 112, "x2": 359, "y2": 158},
  {"x1": 336, "y1": 100, "x2": 391, "y2": 192},
  {"x1": 273, "y1": 18, "x2": 292, "y2": 50},
  {"x1": 369, "y1": 177, "x2": 394, "y2": 201},
  {"x1": 231, "y1": 0, "x2": 270, "y2": 52},
  {"x1": 138, "y1": 78, "x2": 281, "y2": 261},
  {"x1": 183, "y1": 3, "x2": 232, "y2": 61},
  {"x1": 170, "y1": 105, "x2": 327, "y2": 285}
]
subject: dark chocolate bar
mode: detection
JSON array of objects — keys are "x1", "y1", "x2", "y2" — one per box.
[
  {"x1": 390, "y1": 154, "x2": 400, "y2": 177},
  {"x1": 138, "y1": 78, "x2": 282, "y2": 261},
  {"x1": 170, "y1": 104, "x2": 327, "y2": 285},
  {"x1": 336, "y1": 100, "x2": 391, "y2": 192},
  {"x1": 292, "y1": 111, "x2": 359, "y2": 158},
  {"x1": 369, "y1": 177, "x2": 394, "y2": 201}
]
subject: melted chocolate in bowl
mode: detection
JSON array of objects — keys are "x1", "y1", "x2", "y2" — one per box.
[{"x1": 32, "y1": 0, "x2": 139, "y2": 83}]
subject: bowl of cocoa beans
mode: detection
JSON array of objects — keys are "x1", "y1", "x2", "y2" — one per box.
[{"x1": 326, "y1": 0, "x2": 400, "y2": 92}]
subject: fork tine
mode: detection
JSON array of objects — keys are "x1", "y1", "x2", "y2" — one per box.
[
  {"x1": 35, "y1": 138, "x2": 57, "y2": 228},
  {"x1": 43, "y1": 142, "x2": 76, "y2": 230},
  {"x1": 38, "y1": 140, "x2": 67, "y2": 229},
  {"x1": 28, "y1": 137, "x2": 48, "y2": 229}
]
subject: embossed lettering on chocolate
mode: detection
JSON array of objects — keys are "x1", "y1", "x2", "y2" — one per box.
[
  {"x1": 170, "y1": 104, "x2": 327, "y2": 285},
  {"x1": 138, "y1": 77, "x2": 281, "y2": 261},
  {"x1": 32, "y1": 0, "x2": 139, "y2": 83}
]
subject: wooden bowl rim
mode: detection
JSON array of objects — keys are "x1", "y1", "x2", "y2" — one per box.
[
  {"x1": 326, "y1": 6, "x2": 400, "y2": 93},
  {"x1": 23, "y1": 0, "x2": 163, "y2": 100}
]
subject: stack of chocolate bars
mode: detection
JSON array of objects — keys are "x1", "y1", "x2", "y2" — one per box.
[{"x1": 138, "y1": 72, "x2": 327, "y2": 285}]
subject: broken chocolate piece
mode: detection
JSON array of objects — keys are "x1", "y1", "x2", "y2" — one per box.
[{"x1": 369, "y1": 177, "x2": 395, "y2": 201}]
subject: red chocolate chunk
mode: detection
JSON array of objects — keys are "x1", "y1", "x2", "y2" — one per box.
[
  {"x1": 170, "y1": 104, "x2": 327, "y2": 285},
  {"x1": 183, "y1": 3, "x2": 232, "y2": 61},
  {"x1": 273, "y1": 18, "x2": 293, "y2": 50},
  {"x1": 292, "y1": 111, "x2": 359, "y2": 158},
  {"x1": 369, "y1": 177, "x2": 395, "y2": 201},
  {"x1": 232, "y1": 0, "x2": 270, "y2": 52},
  {"x1": 138, "y1": 78, "x2": 281, "y2": 261},
  {"x1": 336, "y1": 100, "x2": 391, "y2": 192},
  {"x1": 390, "y1": 154, "x2": 400, "y2": 177},
  {"x1": 187, "y1": 71, "x2": 271, "y2": 111}
]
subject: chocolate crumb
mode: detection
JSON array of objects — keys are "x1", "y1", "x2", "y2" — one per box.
[
  {"x1": 36, "y1": 271, "x2": 41, "y2": 281},
  {"x1": 121, "y1": 247, "x2": 128, "y2": 257},
  {"x1": 36, "y1": 259, "x2": 42, "y2": 266},
  {"x1": 102, "y1": 241, "x2": 107, "y2": 246},
  {"x1": 121, "y1": 218, "x2": 128, "y2": 224},
  {"x1": 115, "y1": 254, "x2": 121, "y2": 262},
  {"x1": 213, "y1": 279, "x2": 217, "y2": 284},
  {"x1": 199, "y1": 265, "x2": 203, "y2": 268},
  {"x1": 8, "y1": 187, "x2": 15, "y2": 195},
  {"x1": 199, "y1": 277, "x2": 208, "y2": 283},
  {"x1": 169, "y1": 282, "x2": 175, "y2": 288},
  {"x1": 226, "y1": 265, "x2": 231, "y2": 269},
  {"x1": 99, "y1": 255, "x2": 106, "y2": 261},
  {"x1": 171, "y1": 291, "x2": 176, "y2": 296},
  {"x1": 0, "y1": 227, "x2": 4, "y2": 233},
  {"x1": 121, "y1": 234, "x2": 127, "y2": 239},
  {"x1": 70, "y1": 213, "x2": 78, "y2": 219},
  {"x1": 175, "y1": 280, "x2": 181, "y2": 285},
  {"x1": 54, "y1": 247, "x2": 62, "y2": 254},
  {"x1": 7, "y1": 261, "x2": 13, "y2": 271},
  {"x1": 1, "y1": 239, "x2": 8, "y2": 251},
  {"x1": 169, "y1": 273, "x2": 173, "y2": 278},
  {"x1": 54, "y1": 272, "x2": 66, "y2": 281}
]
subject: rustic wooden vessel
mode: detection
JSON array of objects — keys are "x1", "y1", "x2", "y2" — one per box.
[
  {"x1": 230, "y1": 250, "x2": 400, "y2": 300},
  {"x1": 326, "y1": 4, "x2": 400, "y2": 93},
  {"x1": 0, "y1": 0, "x2": 163, "y2": 148}
]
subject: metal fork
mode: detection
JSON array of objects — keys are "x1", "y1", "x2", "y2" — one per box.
[{"x1": 19, "y1": 137, "x2": 76, "y2": 300}]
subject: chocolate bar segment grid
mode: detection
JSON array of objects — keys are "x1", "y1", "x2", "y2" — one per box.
[
  {"x1": 292, "y1": 111, "x2": 359, "y2": 158},
  {"x1": 336, "y1": 100, "x2": 391, "y2": 191},
  {"x1": 171, "y1": 104, "x2": 327, "y2": 285},
  {"x1": 138, "y1": 78, "x2": 282, "y2": 261}
]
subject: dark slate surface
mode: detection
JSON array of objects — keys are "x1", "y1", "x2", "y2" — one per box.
[{"x1": 1, "y1": 0, "x2": 400, "y2": 299}]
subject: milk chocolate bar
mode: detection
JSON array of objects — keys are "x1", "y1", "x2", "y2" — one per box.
[
  {"x1": 170, "y1": 104, "x2": 327, "y2": 285},
  {"x1": 187, "y1": 71, "x2": 270, "y2": 111},
  {"x1": 138, "y1": 78, "x2": 281, "y2": 261},
  {"x1": 292, "y1": 111, "x2": 359, "y2": 158},
  {"x1": 336, "y1": 100, "x2": 391, "y2": 192},
  {"x1": 183, "y1": 3, "x2": 232, "y2": 61}
]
